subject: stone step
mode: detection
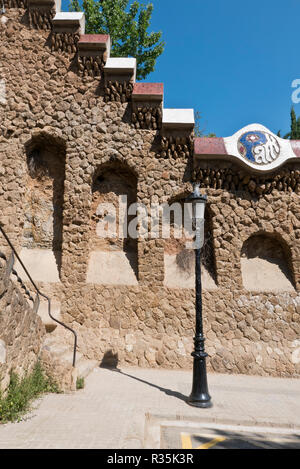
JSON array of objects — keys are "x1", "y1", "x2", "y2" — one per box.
[
  {"x1": 38, "y1": 299, "x2": 62, "y2": 332},
  {"x1": 76, "y1": 359, "x2": 98, "y2": 380},
  {"x1": 42, "y1": 341, "x2": 70, "y2": 358},
  {"x1": 43, "y1": 334, "x2": 66, "y2": 346},
  {"x1": 60, "y1": 350, "x2": 83, "y2": 365},
  {"x1": 43, "y1": 334, "x2": 97, "y2": 380}
]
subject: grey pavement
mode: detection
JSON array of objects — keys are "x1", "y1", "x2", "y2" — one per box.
[{"x1": 0, "y1": 366, "x2": 299, "y2": 449}]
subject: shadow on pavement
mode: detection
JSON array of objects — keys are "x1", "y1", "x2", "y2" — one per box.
[{"x1": 99, "y1": 350, "x2": 188, "y2": 403}]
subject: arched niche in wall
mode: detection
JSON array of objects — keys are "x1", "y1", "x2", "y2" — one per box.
[
  {"x1": 86, "y1": 161, "x2": 138, "y2": 285},
  {"x1": 18, "y1": 133, "x2": 66, "y2": 284},
  {"x1": 241, "y1": 232, "x2": 295, "y2": 292},
  {"x1": 163, "y1": 195, "x2": 217, "y2": 290}
]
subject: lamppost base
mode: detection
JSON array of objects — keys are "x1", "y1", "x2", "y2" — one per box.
[{"x1": 187, "y1": 396, "x2": 213, "y2": 408}]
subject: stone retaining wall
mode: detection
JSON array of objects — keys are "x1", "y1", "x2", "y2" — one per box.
[{"x1": 0, "y1": 260, "x2": 45, "y2": 391}]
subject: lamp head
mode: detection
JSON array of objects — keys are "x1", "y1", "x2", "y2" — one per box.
[{"x1": 186, "y1": 184, "x2": 207, "y2": 223}]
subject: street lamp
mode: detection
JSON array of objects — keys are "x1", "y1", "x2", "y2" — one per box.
[{"x1": 186, "y1": 183, "x2": 212, "y2": 408}]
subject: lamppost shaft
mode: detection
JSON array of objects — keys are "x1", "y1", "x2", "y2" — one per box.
[
  {"x1": 187, "y1": 246, "x2": 212, "y2": 408},
  {"x1": 195, "y1": 247, "x2": 203, "y2": 337}
]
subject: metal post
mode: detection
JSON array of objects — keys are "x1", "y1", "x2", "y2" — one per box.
[{"x1": 187, "y1": 245, "x2": 212, "y2": 408}]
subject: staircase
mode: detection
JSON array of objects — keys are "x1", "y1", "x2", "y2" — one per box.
[
  {"x1": 0, "y1": 225, "x2": 98, "y2": 392},
  {"x1": 42, "y1": 334, "x2": 98, "y2": 384}
]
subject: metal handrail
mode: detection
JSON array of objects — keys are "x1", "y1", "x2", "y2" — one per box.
[{"x1": 0, "y1": 225, "x2": 77, "y2": 367}]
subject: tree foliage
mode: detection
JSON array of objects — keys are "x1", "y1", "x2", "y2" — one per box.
[
  {"x1": 194, "y1": 111, "x2": 216, "y2": 138},
  {"x1": 279, "y1": 106, "x2": 300, "y2": 139},
  {"x1": 69, "y1": 0, "x2": 165, "y2": 80}
]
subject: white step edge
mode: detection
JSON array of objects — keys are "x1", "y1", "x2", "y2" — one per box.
[
  {"x1": 104, "y1": 57, "x2": 137, "y2": 82},
  {"x1": 52, "y1": 12, "x2": 85, "y2": 35},
  {"x1": 162, "y1": 108, "x2": 195, "y2": 128}
]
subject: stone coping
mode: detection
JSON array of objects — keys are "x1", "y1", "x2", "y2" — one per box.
[
  {"x1": 194, "y1": 124, "x2": 300, "y2": 173},
  {"x1": 291, "y1": 140, "x2": 300, "y2": 157},
  {"x1": 78, "y1": 34, "x2": 110, "y2": 45},
  {"x1": 162, "y1": 108, "x2": 195, "y2": 129},
  {"x1": 132, "y1": 83, "x2": 164, "y2": 101},
  {"x1": 52, "y1": 12, "x2": 85, "y2": 34},
  {"x1": 104, "y1": 57, "x2": 137, "y2": 81},
  {"x1": 194, "y1": 137, "x2": 227, "y2": 155},
  {"x1": 78, "y1": 34, "x2": 111, "y2": 56}
]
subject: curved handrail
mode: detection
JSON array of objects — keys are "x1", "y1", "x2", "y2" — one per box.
[{"x1": 0, "y1": 225, "x2": 77, "y2": 367}]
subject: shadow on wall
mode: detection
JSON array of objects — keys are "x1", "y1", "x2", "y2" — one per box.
[
  {"x1": 22, "y1": 133, "x2": 66, "y2": 279},
  {"x1": 241, "y1": 232, "x2": 295, "y2": 292},
  {"x1": 100, "y1": 350, "x2": 119, "y2": 369},
  {"x1": 87, "y1": 161, "x2": 138, "y2": 285},
  {"x1": 164, "y1": 197, "x2": 218, "y2": 289}
]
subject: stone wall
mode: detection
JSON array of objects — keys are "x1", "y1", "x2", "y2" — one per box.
[
  {"x1": 0, "y1": 254, "x2": 45, "y2": 391},
  {"x1": 58, "y1": 284, "x2": 299, "y2": 376},
  {"x1": 0, "y1": 8, "x2": 299, "y2": 378}
]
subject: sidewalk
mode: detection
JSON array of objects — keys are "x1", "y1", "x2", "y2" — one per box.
[{"x1": 0, "y1": 366, "x2": 299, "y2": 448}]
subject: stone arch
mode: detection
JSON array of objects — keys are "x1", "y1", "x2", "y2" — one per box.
[
  {"x1": 87, "y1": 152, "x2": 140, "y2": 186},
  {"x1": 86, "y1": 160, "x2": 138, "y2": 285},
  {"x1": 21, "y1": 132, "x2": 66, "y2": 281},
  {"x1": 163, "y1": 193, "x2": 217, "y2": 289},
  {"x1": 240, "y1": 231, "x2": 295, "y2": 292}
]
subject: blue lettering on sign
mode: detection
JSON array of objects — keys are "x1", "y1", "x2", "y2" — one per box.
[{"x1": 238, "y1": 131, "x2": 267, "y2": 163}]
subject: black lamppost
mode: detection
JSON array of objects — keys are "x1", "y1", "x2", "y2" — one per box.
[{"x1": 186, "y1": 184, "x2": 212, "y2": 408}]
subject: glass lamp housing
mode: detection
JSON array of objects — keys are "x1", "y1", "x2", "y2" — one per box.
[{"x1": 186, "y1": 184, "x2": 207, "y2": 224}]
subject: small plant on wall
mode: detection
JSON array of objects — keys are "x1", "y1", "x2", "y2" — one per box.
[{"x1": 76, "y1": 377, "x2": 85, "y2": 390}]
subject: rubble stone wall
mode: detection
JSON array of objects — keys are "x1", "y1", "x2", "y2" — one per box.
[
  {"x1": 0, "y1": 259, "x2": 45, "y2": 391},
  {"x1": 0, "y1": 9, "x2": 299, "y2": 377}
]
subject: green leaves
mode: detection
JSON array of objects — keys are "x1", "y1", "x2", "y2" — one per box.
[
  {"x1": 0, "y1": 362, "x2": 59, "y2": 423},
  {"x1": 194, "y1": 111, "x2": 216, "y2": 138},
  {"x1": 69, "y1": 0, "x2": 165, "y2": 80},
  {"x1": 280, "y1": 107, "x2": 300, "y2": 140}
]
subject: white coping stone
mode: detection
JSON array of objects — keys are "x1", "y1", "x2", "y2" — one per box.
[
  {"x1": 52, "y1": 12, "x2": 85, "y2": 34},
  {"x1": 223, "y1": 123, "x2": 298, "y2": 173},
  {"x1": 14, "y1": 248, "x2": 60, "y2": 283},
  {"x1": 104, "y1": 57, "x2": 137, "y2": 81},
  {"x1": 86, "y1": 251, "x2": 138, "y2": 286},
  {"x1": 162, "y1": 108, "x2": 195, "y2": 126},
  {"x1": 0, "y1": 339, "x2": 6, "y2": 365}
]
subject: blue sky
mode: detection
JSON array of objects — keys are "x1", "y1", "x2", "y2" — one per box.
[{"x1": 62, "y1": 0, "x2": 300, "y2": 137}]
